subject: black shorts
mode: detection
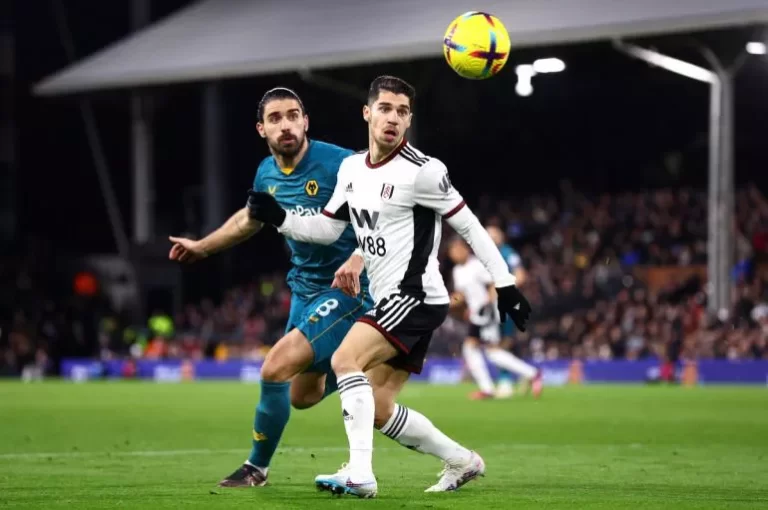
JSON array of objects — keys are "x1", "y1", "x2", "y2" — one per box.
[
  {"x1": 357, "y1": 293, "x2": 449, "y2": 374},
  {"x1": 467, "y1": 322, "x2": 501, "y2": 345}
]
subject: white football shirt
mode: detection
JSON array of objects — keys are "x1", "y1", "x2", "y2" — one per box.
[
  {"x1": 321, "y1": 142, "x2": 466, "y2": 305},
  {"x1": 452, "y1": 256, "x2": 498, "y2": 326}
]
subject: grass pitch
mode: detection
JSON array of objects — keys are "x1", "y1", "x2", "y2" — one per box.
[{"x1": 1, "y1": 382, "x2": 766, "y2": 509}]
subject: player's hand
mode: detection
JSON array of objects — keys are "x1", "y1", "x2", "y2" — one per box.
[
  {"x1": 168, "y1": 236, "x2": 209, "y2": 264},
  {"x1": 332, "y1": 252, "x2": 365, "y2": 297},
  {"x1": 246, "y1": 190, "x2": 286, "y2": 227},
  {"x1": 496, "y1": 284, "x2": 532, "y2": 332},
  {"x1": 449, "y1": 291, "x2": 465, "y2": 309}
]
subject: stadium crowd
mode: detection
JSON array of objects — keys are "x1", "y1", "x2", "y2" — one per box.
[{"x1": 3, "y1": 184, "x2": 768, "y2": 377}]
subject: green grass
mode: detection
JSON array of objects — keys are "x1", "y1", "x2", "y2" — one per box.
[{"x1": 0, "y1": 382, "x2": 766, "y2": 509}]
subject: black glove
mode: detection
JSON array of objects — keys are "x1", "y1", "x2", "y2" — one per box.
[
  {"x1": 496, "y1": 284, "x2": 532, "y2": 332},
  {"x1": 246, "y1": 190, "x2": 286, "y2": 226}
]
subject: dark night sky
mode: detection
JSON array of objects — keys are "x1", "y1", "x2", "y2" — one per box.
[{"x1": 11, "y1": 1, "x2": 768, "y2": 260}]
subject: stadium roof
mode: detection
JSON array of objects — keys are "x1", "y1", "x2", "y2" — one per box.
[{"x1": 35, "y1": 0, "x2": 768, "y2": 95}]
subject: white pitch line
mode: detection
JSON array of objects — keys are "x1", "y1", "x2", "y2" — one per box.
[
  {"x1": 0, "y1": 443, "x2": 645, "y2": 461},
  {"x1": 0, "y1": 446, "x2": 352, "y2": 460}
]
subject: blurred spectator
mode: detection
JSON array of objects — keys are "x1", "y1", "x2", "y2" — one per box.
[{"x1": 3, "y1": 184, "x2": 768, "y2": 377}]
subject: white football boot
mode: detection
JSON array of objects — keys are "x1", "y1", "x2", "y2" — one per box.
[
  {"x1": 424, "y1": 451, "x2": 486, "y2": 492},
  {"x1": 315, "y1": 463, "x2": 378, "y2": 498}
]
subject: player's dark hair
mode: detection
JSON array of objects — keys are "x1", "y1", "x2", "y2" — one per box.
[
  {"x1": 367, "y1": 75, "x2": 416, "y2": 107},
  {"x1": 257, "y1": 87, "x2": 306, "y2": 122}
]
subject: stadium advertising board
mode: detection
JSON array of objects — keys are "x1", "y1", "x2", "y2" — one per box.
[{"x1": 60, "y1": 358, "x2": 768, "y2": 385}]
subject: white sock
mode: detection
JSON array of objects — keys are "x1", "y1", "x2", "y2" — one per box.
[
  {"x1": 338, "y1": 372, "x2": 375, "y2": 473},
  {"x1": 486, "y1": 348, "x2": 538, "y2": 379},
  {"x1": 380, "y1": 404, "x2": 471, "y2": 465},
  {"x1": 243, "y1": 460, "x2": 267, "y2": 474},
  {"x1": 462, "y1": 342, "x2": 495, "y2": 394}
]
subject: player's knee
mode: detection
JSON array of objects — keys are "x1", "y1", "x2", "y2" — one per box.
[
  {"x1": 330, "y1": 348, "x2": 356, "y2": 375},
  {"x1": 261, "y1": 332, "x2": 313, "y2": 382},
  {"x1": 261, "y1": 348, "x2": 305, "y2": 382},
  {"x1": 260, "y1": 357, "x2": 294, "y2": 383},
  {"x1": 464, "y1": 337, "x2": 480, "y2": 348}
]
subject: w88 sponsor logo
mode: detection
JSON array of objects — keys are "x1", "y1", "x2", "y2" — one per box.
[{"x1": 358, "y1": 235, "x2": 387, "y2": 256}]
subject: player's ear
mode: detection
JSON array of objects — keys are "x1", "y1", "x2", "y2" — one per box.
[
  {"x1": 362, "y1": 105, "x2": 371, "y2": 123},
  {"x1": 303, "y1": 114, "x2": 309, "y2": 133},
  {"x1": 255, "y1": 122, "x2": 266, "y2": 139},
  {"x1": 404, "y1": 112, "x2": 413, "y2": 129}
]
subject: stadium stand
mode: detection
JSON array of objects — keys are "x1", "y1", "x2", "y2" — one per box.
[{"x1": 3, "y1": 184, "x2": 768, "y2": 378}]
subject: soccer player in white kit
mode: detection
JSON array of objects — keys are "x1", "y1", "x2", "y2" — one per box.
[
  {"x1": 245, "y1": 76, "x2": 532, "y2": 498},
  {"x1": 448, "y1": 237, "x2": 542, "y2": 400},
  {"x1": 486, "y1": 225, "x2": 542, "y2": 398}
]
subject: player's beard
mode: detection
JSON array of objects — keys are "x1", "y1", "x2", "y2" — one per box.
[{"x1": 269, "y1": 132, "x2": 306, "y2": 158}]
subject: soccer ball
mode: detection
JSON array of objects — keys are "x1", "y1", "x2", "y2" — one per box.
[{"x1": 443, "y1": 11, "x2": 511, "y2": 79}]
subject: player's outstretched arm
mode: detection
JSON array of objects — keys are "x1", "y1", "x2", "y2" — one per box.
[
  {"x1": 246, "y1": 190, "x2": 348, "y2": 245},
  {"x1": 414, "y1": 160, "x2": 532, "y2": 331},
  {"x1": 168, "y1": 207, "x2": 262, "y2": 263}
]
